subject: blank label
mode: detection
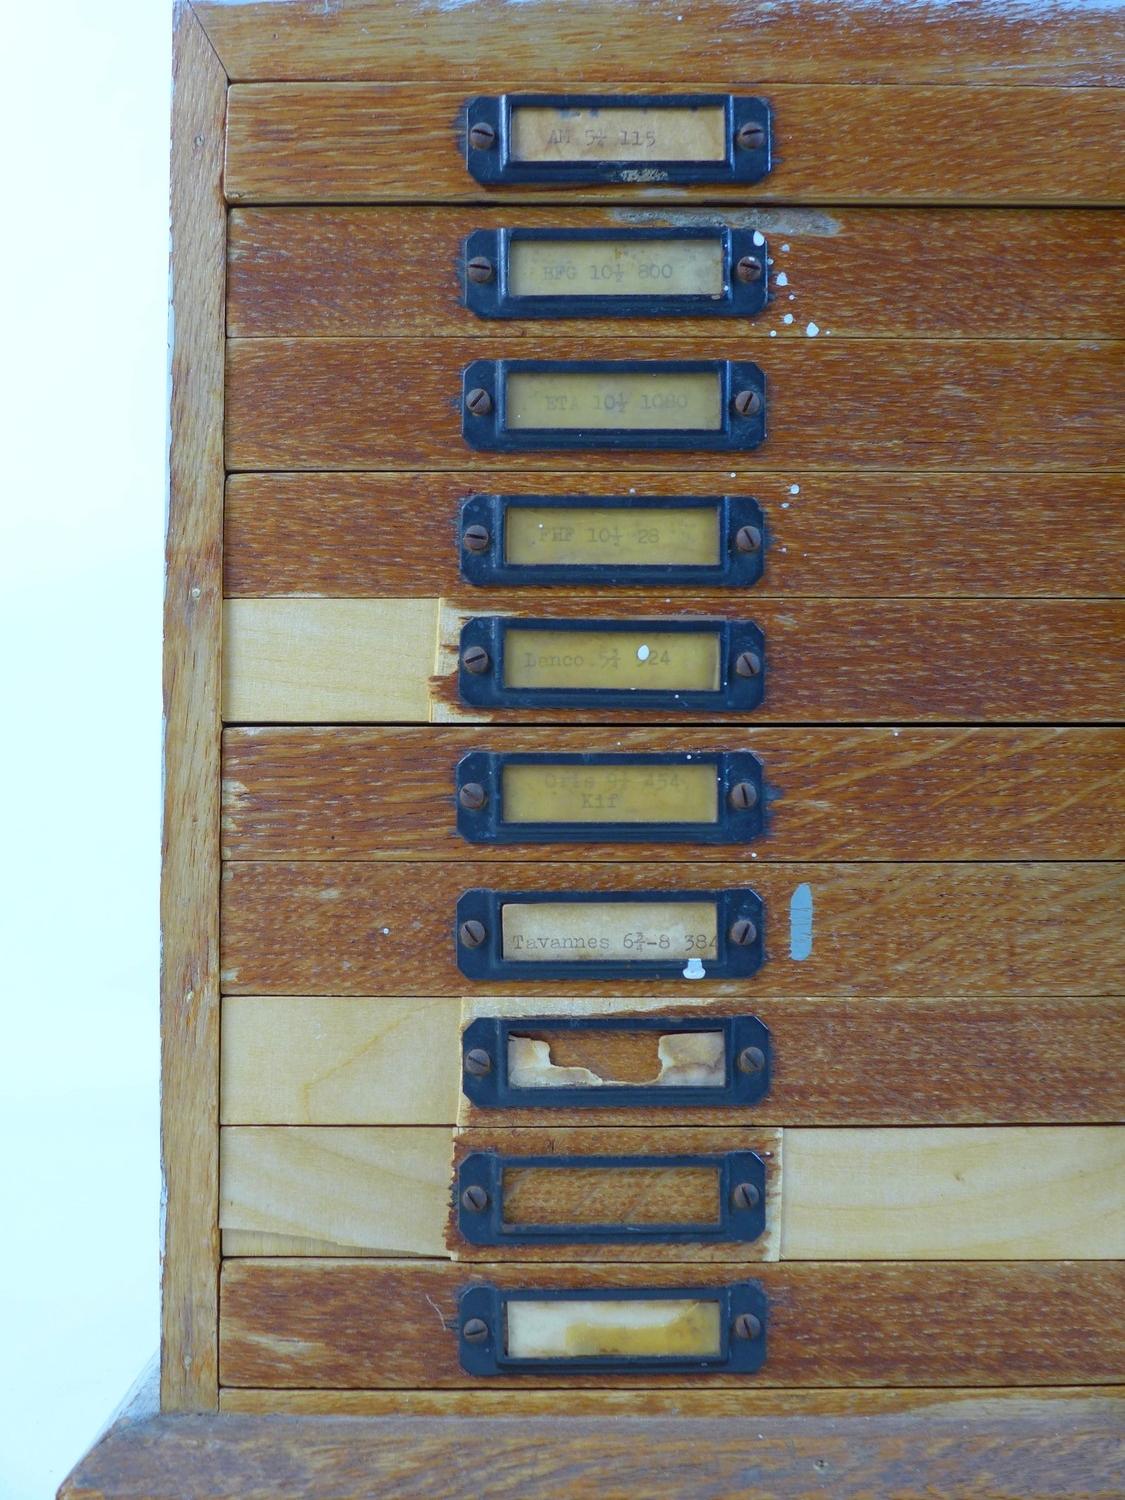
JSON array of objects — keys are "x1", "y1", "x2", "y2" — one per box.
[{"x1": 505, "y1": 1297, "x2": 723, "y2": 1359}]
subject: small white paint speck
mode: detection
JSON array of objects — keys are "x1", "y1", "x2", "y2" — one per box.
[
  {"x1": 788, "y1": 292, "x2": 796, "y2": 301},
  {"x1": 806, "y1": 321, "x2": 820, "y2": 337},
  {"x1": 382, "y1": 927, "x2": 390, "y2": 935},
  {"x1": 752, "y1": 230, "x2": 765, "y2": 246},
  {"x1": 730, "y1": 472, "x2": 737, "y2": 479},
  {"x1": 751, "y1": 851, "x2": 758, "y2": 859},
  {"x1": 789, "y1": 484, "x2": 800, "y2": 495},
  {"x1": 775, "y1": 271, "x2": 789, "y2": 287},
  {"x1": 769, "y1": 329, "x2": 777, "y2": 337},
  {"x1": 636, "y1": 644, "x2": 650, "y2": 662},
  {"x1": 781, "y1": 501, "x2": 789, "y2": 509},
  {"x1": 683, "y1": 957, "x2": 706, "y2": 979},
  {"x1": 780, "y1": 242, "x2": 790, "y2": 253},
  {"x1": 783, "y1": 313, "x2": 794, "y2": 325}
]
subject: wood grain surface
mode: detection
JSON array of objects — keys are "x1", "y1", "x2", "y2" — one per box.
[
  {"x1": 194, "y1": 0, "x2": 1125, "y2": 86},
  {"x1": 222, "y1": 83, "x2": 1125, "y2": 205},
  {"x1": 218, "y1": 1258, "x2": 1125, "y2": 1387},
  {"x1": 163, "y1": 0, "x2": 225, "y2": 1413},
  {"x1": 227, "y1": 206, "x2": 1125, "y2": 342},
  {"x1": 224, "y1": 337, "x2": 1123, "y2": 472},
  {"x1": 220, "y1": 994, "x2": 1125, "y2": 1129},
  {"x1": 220, "y1": 726, "x2": 1125, "y2": 863},
  {"x1": 216, "y1": 1384, "x2": 1125, "y2": 1419},
  {"x1": 222, "y1": 597, "x2": 1125, "y2": 725},
  {"x1": 60, "y1": 1396, "x2": 1125, "y2": 1500},
  {"x1": 224, "y1": 470, "x2": 1125, "y2": 601},
  {"x1": 218, "y1": 860, "x2": 1124, "y2": 998}
]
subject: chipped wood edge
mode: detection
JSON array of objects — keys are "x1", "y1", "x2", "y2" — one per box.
[{"x1": 163, "y1": 0, "x2": 227, "y2": 1412}]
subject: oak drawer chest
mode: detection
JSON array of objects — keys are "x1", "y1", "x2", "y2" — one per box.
[{"x1": 64, "y1": 1, "x2": 1124, "y2": 1495}]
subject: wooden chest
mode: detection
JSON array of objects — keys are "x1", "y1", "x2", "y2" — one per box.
[{"x1": 66, "y1": 1, "x2": 1123, "y2": 1494}]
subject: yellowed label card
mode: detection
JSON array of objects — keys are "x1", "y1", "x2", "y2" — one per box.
[
  {"x1": 504, "y1": 505, "x2": 720, "y2": 569},
  {"x1": 508, "y1": 237, "x2": 725, "y2": 299},
  {"x1": 501, "y1": 761, "x2": 719, "y2": 826},
  {"x1": 506, "y1": 1298, "x2": 723, "y2": 1359},
  {"x1": 510, "y1": 106, "x2": 727, "y2": 164},
  {"x1": 503, "y1": 628, "x2": 721, "y2": 693},
  {"x1": 500, "y1": 900, "x2": 719, "y2": 963},
  {"x1": 505, "y1": 371, "x2": 722, "y2": 432}
]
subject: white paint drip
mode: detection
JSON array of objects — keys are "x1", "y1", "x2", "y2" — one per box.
[
  {"x1": 752, "y1": 230, "x2": 766, "y2": 246},
  {"x1": 636, "y1": 644, "x2": 651, "y2": 661},
  {"x1": 789, "y1": 484, "x2": 801, "y2": 495},
  {"x1": 682, "y1": 957, "x2": 706, "y2": 979},
  {"x1": 806, "y1": 321, "x2": 820, "y2": 337},
  {"x1": 775, "y1": 271, "x2": 789, "y2": 287},
  {"x1": 783, "y1": 312, "x2": 794, "y2": 324}
]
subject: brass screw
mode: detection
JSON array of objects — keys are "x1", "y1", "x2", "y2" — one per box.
[
  {"x1": 729, "y1": 918, "x2": 758, "y2": 947},
  {"x1": 734, "y1": 524, "x2": 762, "y2": 554},
  {"x1": 465, "y1": 387, "x2": 493, "y2": 417},
  {"x1": 732, "y1": 1181, "x2": 761, "y2": 1211},
  {"x1": 462, "y1": 524, "x2": 491, "y2": 554},
  {"x1": 461, "y1": 1184, "x2": 490, "y2": 1212},
  {"x1": 735, "y1": 255, "x2": 762, "y2": 283},
  {"x1": 732, "y1": 389, "x2": 762, "y2": 418},
  {"x1": 459, "y1": 919, "x2": 487, "y2": 948},
  {"x1": 462, "y1": 645, "x2": 491, "y2": 675},
  {"x1": 463, "y1": 1047, "x2": 492, "y2": 1077},
  {"x1": 462, "y1": 1316, "x2": 490, "y2": 1342},
  {"x1": 734, "y1": 650, "x2": 762, "y2": 679},
  {"x1": 728, "y1": 781, "x2": 759, "y2": 811},
  {"x1": 468, "y1": 122, "x2": 497, "y2": 151},
  {"x1": 735, "y1": 122, "x2": 766, "y2": 152},
  {"x1": 466, "y1": 255, "x2": 494, "y2": 284},
  {"x1": 737, "y1": 1045, "x2": 766, "y2": 1074},
  {"x1": 459, "y1": 782, "x2": 487, "y2": 811},
  {"x1": 733, "y1": 1312, "x2": 762, "y2": 1340}
]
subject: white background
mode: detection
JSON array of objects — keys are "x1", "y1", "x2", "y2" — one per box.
[{"x1": 0, "y1": 4, "x2": 170, "y2": 1494}]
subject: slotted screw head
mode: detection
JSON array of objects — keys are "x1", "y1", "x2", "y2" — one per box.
[
  {"x1": 735, "y1": 255, "x2": 763, "y2": 283},
  {"x1": 466, "y1": 255, "x2": 494, "y2": 284},
  {"x1": 468, "y1": 122, "x2": 497, "y2": 151},
  {"x1": 734, "y1": 650, "x2": 762, "y2": 679},
  {"x1": 729, "y1": 918, "x2": 758, "y2": 947},
  {"x1": 462, "y1": 1316, "x2": 490, "y2": 1342},
  {"x1": 732, "y1": 1181, "x2": 761, "y2": 1211},
  {"x1": 735, "y1": 122, "x2": 766, "y2": 151},
  {"x1": 463, "y1": 523, "x2": 491, "y2": 553},
  {"x1": 462, "y1": 645, "x2": 491, "y2": 675},
  {"x1": 465, "y1": 387, "x2": 493, "y2": 417},
  {"x1": 461, "y1": 1184, "x2": 490, "y2": 1212},
  {"x1": 734, "y1": 524, "x2": 762, "y2": 554},
  {"x1": 737, "y1": 1045, "x2": 766, "y2": 1074},
  {"x1": 733, "y1": 1312, "x2": 762, "y2": 1340},
  {"x1": 728, "y1": 781, "x2": 759, "y2": 811},
  {"x1": 732, "y1": 389, "x2": 762, "y2": 418},
  {"x1": 463, "y1": 1047, "x2": 492, "y2": 1076},
  {"x1": 459, "y1": 782, "x2": 487, "y2": 811},
  {"x1": 459, "y1": 919, "x2": 487, "y2": 948}
]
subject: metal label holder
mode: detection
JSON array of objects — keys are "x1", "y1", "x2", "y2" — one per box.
[
  {"x1": 455, "y1": 886, "x2": 765, "y2": 983},
  {"x1": 456, "y1": 1147, "x2": 767, "y2": 1246},
  {"x1": 454, "y1": 749, "x2": 765, "y2": 845},
  {"x1": 463, "y1": 93, "x2": 772, "y2": 187},
  {"x1": 457, "y1": 1280, "x2": 769, "y2": 1376},
  {"x1": 462, "y1": 227, "x2": 769, "y2": 319},
  {"x1": 460, "y1": 1014, "x2": 772, "y2": 1111},
  {"x1": 458, "y1": 494, "x2": 766, "y2": 589},
  {"x1": 461, "y1": 359, "x2": 766, "y2": 453},
  {"x1": 457, "y1": 616, "x2": 766, "y2": 713}
]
